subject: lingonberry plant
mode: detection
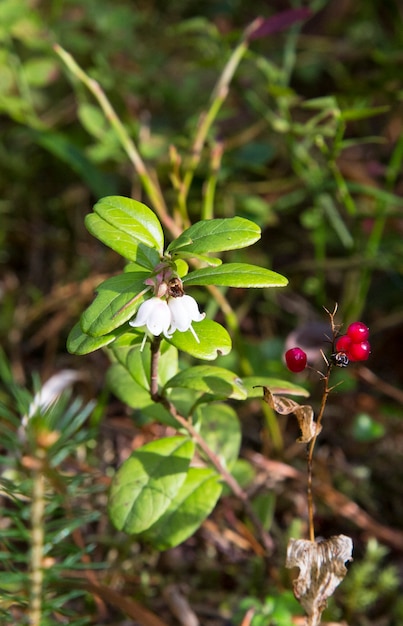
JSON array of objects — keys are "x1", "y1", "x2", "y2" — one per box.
[{"x1": 67, "y1": 194, "x2": 289, "y2": 549}]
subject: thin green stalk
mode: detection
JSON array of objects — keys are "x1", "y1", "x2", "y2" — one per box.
[
  {"x1": 53, "y1": 44, "x2": 181, "y2": 240},
  {"x1": 201, "y1": 141, "x2": 223, "y2": 220},
  {"x1": 177, "y1": 19, "x2": 261, "y2": 222}
]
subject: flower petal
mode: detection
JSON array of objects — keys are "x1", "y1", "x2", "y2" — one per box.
[
  {"x1": 180, "y1": 295, "x2": 206, "y2": 323},
  {"x1": 129, "y1": 297, "x2": 172, "y2": 336},
  {"x1": 168, "y1": 295, "x2": 205, "y2": 333}
]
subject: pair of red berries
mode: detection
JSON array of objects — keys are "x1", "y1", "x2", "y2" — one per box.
[{"x1": 285, "y1": 321, "x2": 370, "y2": 373}]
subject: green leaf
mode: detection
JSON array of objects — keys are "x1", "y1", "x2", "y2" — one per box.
[
  {"x1": 66, "y1": 322, "x2": 118, "y2": 355},
  {"x1": 195, "y1": 404, "x2": 241, "y2": 468},
  {"x1": 106, "y1": 362, "x2": 181, "y2": 427},
  {"x1": 158, "y1": 343, "x2": 179, "y2": 386},
  {"x1": 173, "y1": 250, "x2": 222, "y2": 266},
  {"x1": 93, "y1": 195, "x2": 164, "y2": 253},
  {"x1": 80, "y1": 272, "x2": 150, "y2": 336},
  {"x1": 182, "y1": 263, "x2": 288, "y2": 288},
  {"x1": 115, "y1": 342, "x2": 178, "y2": 391},
  {"x1": 106, "y1": 363, "x2": 152, "y2": 410},
  {"x1": 108, "y1": 436, "x2": 195, "y2": 534},
  {"x1": 143, "y1": 468, "x2": 222, "y2": 550},
  {"x1": 126, "y1": 345, "x2": 150, "y2": 390},
  {"x1": 164, "y1": 366, "x2": 246, "y2": 400},
  {"x1": 85, "y1": 213, "x2": 161, "y2": 267},
  {"x1": 167, "y1": 217, "x2": 261, "y2": 255},
  {"x1": 243, "y1": 377, "x2": 310, "y2": 398},
  {"x1": 166, "y1": 319, "x2": 232, "y2": 360}
]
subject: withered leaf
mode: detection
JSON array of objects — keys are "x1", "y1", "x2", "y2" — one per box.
[
  {"x1": 286, "y1": 535, "x2": 353, "y2": 626},
  {"x1": 260, "y1": 386, "x2": 321, "y2": 443}
]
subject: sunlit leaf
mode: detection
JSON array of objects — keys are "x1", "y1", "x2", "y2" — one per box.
[
  {"x1": 93, "y1": 195, "x2": 164, "y2": 253},
  {"x1": 165, "y1": 366, "x2": 246, "y2": 400},
  {"x1": 167, "y1": 217, "x2": 261, "y2": 255},
  {"x1": 66, "y1": 322, "x2": 117, "y2": 355},
  {"x1": 106, "y1": 362, "x2": 152, "y2": 410},
  {"x1": 85, "y1": 213, "x2": 161, "y2": 267},
  {"x1": 166, "y1": 319, "x2": 232, "y2": 360},
  {"x1": 172, "y1": 250, "x2": 222, "y2": 266},
  {"x1": 182, "y1": 263, "x2": 288, "y2": 288},
  {"x1": 109, "y1": 436, "x2": 195, "y2": 534},
  {"x1": 80, "y1": 272, "x2": 150, "y2": 336}
]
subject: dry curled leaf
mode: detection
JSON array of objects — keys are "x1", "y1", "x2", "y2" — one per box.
[
  {"x1": 286, "y1": 535, "x2": 353, "y2": 626},
  {"x1": 261, "y1": 387, "x2": 321, "y2": 443}
]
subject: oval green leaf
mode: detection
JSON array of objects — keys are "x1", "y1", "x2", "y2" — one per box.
[
  {"x1": 86, "y1": 213, "x2": 162, "y2": 267},
  {"x1": 164, "y1": 366, "x2": 246, "y2": 400},
  {"x1": 106, "y1": 362, "x2": 152, "y2": 410},
  {"x1": 66, "y1": 322, "x2": 118, "y2": 355},
  {"x1": 94, "y1": 195, "x2": 164, "y2": 253},
  {"x1": 166, "y1": 319, "x2": 232, "y2": 360},
  {"x1": 108, "y1": 436, "x2": 195, "y2": 534},
  {"x1": 167, "y1": 217, "x2": 260, "y2": 255},
  {"x1": 182, "y1": 263, "x2": 288, "y2": 288},
  {"x1": 106, "y1": 363, "x2": 182, "y2": 428},
  {"x1": 81, "y1": 272, "x2": 150, "y2": 336},
  {"x1": 143, "y1": 468, "x2": 222, "y2": 550}
]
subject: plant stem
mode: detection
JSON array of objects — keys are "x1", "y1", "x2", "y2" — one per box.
[
  {"x1": 29, "y1": 453, "x2": 46, "y2": 626},
  {"x1": 306, "y1": 366, "x2": 332, "y2": 542},
  {"x1": 149, "y1": 336, "x2": 273, "y2": 553},
  {"x1": 176, "y1": 19, "x2": 261, "y2": 222}
]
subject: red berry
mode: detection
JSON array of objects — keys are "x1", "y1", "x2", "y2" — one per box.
[
  {"x1": 346, "y1": 321, "x2": 369, "y2": 343},
  {"x1": 348, "y1": 340, "x2": 371, "y2": 362},
  {"x1": 335, "y1": 335, "x2": 352, "y2": 352},
  {"x1": 285, "y1": 347, "x2": 307, "y2": 373}
]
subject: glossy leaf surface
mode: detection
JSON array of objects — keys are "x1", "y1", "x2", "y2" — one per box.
[
  {"x1": 166, "y1": 319, "x2": 232, "y2": 360},
  {"x1": 80, "y1": 273, "x2": 150, "y2": 336},
  {"x1": 66, "y1": 322, "x2": 117, "y2": 355},
  {"x1": 93, "y1": 195, "x2": 164, "y2": 253},
  {"x1": 167, "y1": 217, "x2": 260, "y2": 255},
  {"x1": 183, "y1": 263, "x2": 288, "y2": 287}
]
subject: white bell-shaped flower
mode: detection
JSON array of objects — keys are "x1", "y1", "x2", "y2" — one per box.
[
  {"x1": 129, "y1": 297, "x2": 172, "y2": 338},
  {"x1": 168, "y1": 294, "x2": 205, "y2": 342}
]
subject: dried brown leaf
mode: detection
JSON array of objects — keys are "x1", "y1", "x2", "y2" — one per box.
[
  {"x1": 261, "y1": 387, "x2": 321, "y2": 443},
  {"x1": 286, "y1": 535, "x2": 353, "y2": 626}
]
